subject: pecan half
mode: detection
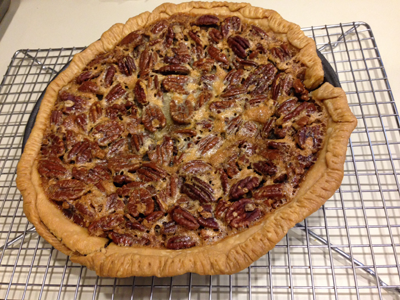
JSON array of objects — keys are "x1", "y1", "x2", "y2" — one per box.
[
  {"x1": 148, "y1": 137, "x2": 174, "y2": 167},
  {"x1": 229, "y1": 176, "x2": 260, "y2": 200},
  {"x1": 105, "y1": 84, "x2": 127, "y2": 103},
  {"x1": 48, "y1": 179, "x2": 88, "y2": 201},
  {"x1": 228, "y1": 36, "x2": 250, "y2": 59},
  {"x1": 156, "y1": 64, "x2": 190, "y2": 75},
  {"x1": 166, "y1": 235, "x2": 195, "y2": 250},
  {"x1": 151, "y1": 20, "x2": 168, "y2": 34},
  {"x1": 198, "y1": 217, "x2": 219, "y2": 229},
  {"x1": 162, "y1": 75, "x2": 189, "y2": 94},
  {"x1": 89, "y1": 102, "x2": 102, "y2": 123},
  {"x1": 253, "y1": 183, "x2": 285, "y2": 199},
  {"x1": 142, "y1": 104, "x2": 166, "y2": 132},
  {"x1": 209, "y1": 100, "x2": 236, "y2": 112},
  {"x1": 78, "y1": 81, "x2": 99, "y2": 94},
  {"x1": 196, "y1": 15, "x2": 220, "y2": 26},
  {"x1": 104, "y1": 65, "x2": 116, "y2": 87},
  {"x1": 137, "y1": 162, "x2": 168, "y2": 182},
  {"x1": 170, "y1": 99, "x2": 194, "y2": 124},
  {"x1": 38, "y1": 159, "x2": 68, "y2": 179},
  {"x1": 134, "y1": 79, "x2": 148, "y2": 105},
  {"x1": 225, "y1": 199, "x2": 262, "y2": 228},
  {"x1": 180, "y1": 160, "x2": 212, "y2": 175},
  {"x1": 221, "y1": 16, "x2": 241, "y2": 38},
  {"x1": 118, "y1": 56, "x2": 136, "y2": 76},
  {"x1": 66, "y1": 140, "x2": 92, "y2": 163},
  {"x1": 195, "y1": 91, "x2": 212, "y2": 110},
  {"x1": 253, "y1": 160, "x2": 278, "y2": 176},
  {"x1": 208, "y1": 45, "x2": 229, "y2": 65},
  {"x1": 197, "y1": 135, "x2": 220, "y2": 154},
  {"x1": 209, "y1": 28, "x2": 222, "y2": 43},
  {"x1": 172, "y1": 207, "x2": 199, "y2": 230},
  {"x1": 118, "y1": 31, "x2": 143, "y2": 47},
  {"x1": 91, "y1": 120, "x2": 124, "y2": 146}
]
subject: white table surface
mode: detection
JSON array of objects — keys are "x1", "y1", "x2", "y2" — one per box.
[{"x1": 0, "y1": 0, "x2": 399, "y2": 107}]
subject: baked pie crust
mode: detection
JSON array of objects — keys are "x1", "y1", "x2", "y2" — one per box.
[{"x1": 16, "y1": 1, "x2": 356, "y2": 277}]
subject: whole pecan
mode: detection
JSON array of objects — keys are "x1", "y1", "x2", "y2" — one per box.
[
  {"x1": 250, "y1": 63, "x2": 277, "y2": 95},
  {"x1": 198, "y1": 217, "x2": 219, "y2": 229},
  {"x1": 60, "y1": 92, "x2": 88, "y2": 114},
  {"x1": 172, "y1": 207, "x2": 199, "y2": 230},
  {"x1": 155, "y1": 64, "x2": 190, "y2": 75},
  {"x1": 89, "y1": 102, "x2": 102, "y2": 123},
  {"x1": 208, "y1": 45, "x2": 229, "y2": 65},
  {"x1": 118, "y1": 31, "x2": 143, "y2": 47},
  {"x1": 221, "y1": 16, "x2": 241, "y2": 38},
  {"x1": 134, "y1": 79, "x2": 148, "y2": 105},
  {"x1": 281, "y1": 102, "x2": 308, "y2": 123},
  {"x1": 228, "y1": 36, "x2": 250, "y2": 59},
  {"x1": 170, "y1": 99, "x2": 194, "y2": 124},
  {"x1": 48, "y1": 179, "x2": 88, "y2": 201},
  {"x1": 253, "y1": 183, "x2": 285, "y2": 199},
  {"x1": 166, "y1": 235, "x2": 195, "y2": 250},
  {"x1": 91, "y1": 120, "x2": 124, "y2": 146},
  {"x1": 78, "y1": 81, "x2": 98, "y2": 94},
  {"x1": 125, "y1": 217, "x2": 147, "y2": 231},
  {"x1": 104, "y1": 65, "x2": 116, "y2": 87},
  {"x1": 162, "y1": 75, "x2": 189, "y2": 94},
  {"x1": 127, "y1": 187, "x2": 154, "y2": 216},
  {"x1": 142, "y1": 104, "x2": 166, "y2": 132},
  {"x1": 225, "y1": 199, "x2": 262, "y2": 228},
  {"x1": 229, "y1": 176, "x2": 260, "y2": 200},
  {"x1": 253, "y1": 160, "x2": 278, "y2": 176},
  {"x1": 118, "y1": 56, "x2": 136, "y2": 76},
  {"x1": 271, "y1": 44, "x2": 291, "y2": 62},
  {"x1": 197, "y1": 135, "x2": 220, "y2": 154},
  {"x1": 105, "y1": 84, "x2": 127, "y2": 103},
  {"x1": 209, "y1": 28, "x2": 222, "y2": 43},
  {"x1": 180, "y1": 160, "x2": 212, "y2": 175},
  {"x1": 38, "y1": 159, "x2": 68, "y2": 179}
]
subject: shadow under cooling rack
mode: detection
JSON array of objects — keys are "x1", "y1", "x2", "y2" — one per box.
[{"x1": 0, "y1": 22, "x2": 400, "y2": 300}]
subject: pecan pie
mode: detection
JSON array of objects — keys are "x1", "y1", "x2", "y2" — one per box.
[{"x1": 17, "y1": 2, "x2": 356, "y2": 277}]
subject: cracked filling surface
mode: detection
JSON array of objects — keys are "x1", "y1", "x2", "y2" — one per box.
[{"x1": 37, "y1": 13, "x2": 328, "y2": 250}]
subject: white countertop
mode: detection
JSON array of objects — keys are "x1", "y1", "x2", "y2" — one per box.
[{"x1": 0, "y1": 0, "x2": 399, "y2": 106}]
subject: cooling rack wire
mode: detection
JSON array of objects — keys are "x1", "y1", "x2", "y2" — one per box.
[{"x1": 0, "y1": 22, "x2": 399, "y2": 300}]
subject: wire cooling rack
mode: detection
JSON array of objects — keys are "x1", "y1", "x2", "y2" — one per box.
[{"x1": 0, "y1": 22, "x2": 399, "y2": 300}]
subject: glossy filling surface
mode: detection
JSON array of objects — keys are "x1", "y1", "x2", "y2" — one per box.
[{"x1": 38, "y1": 13, "x2": 327, "y2": 249}]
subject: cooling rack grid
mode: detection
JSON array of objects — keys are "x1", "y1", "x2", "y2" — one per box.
[{"x1": 0, "y1": 22, "x2": 399, "y2": 300}]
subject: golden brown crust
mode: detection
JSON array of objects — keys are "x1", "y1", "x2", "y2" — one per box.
[{"x1": 16, "y1": 2, "x2": 355, "y2": 277}]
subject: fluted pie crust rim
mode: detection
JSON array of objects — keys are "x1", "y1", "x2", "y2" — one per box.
[{"x1": 16, "y1": 1, "x2": 356, "y2": 277}]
